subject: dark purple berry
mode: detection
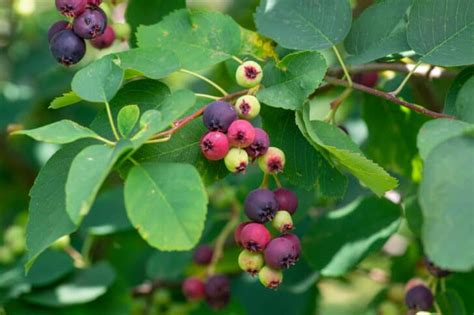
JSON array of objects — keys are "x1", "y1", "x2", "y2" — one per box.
[
  {"x1": 244, "y1": 188, "x2": 278, "y2": 223},
  {"x1": 182, "y1": 277, "x2": 205, "y2": 301},
  {"x1": 273, "y1": 188, "x2": 298, "y2": 215},
  {"x1": 353, "y1": 72, "x2": 378, "y2": 88},
  {"x1": 423, "y1": 256, "x2": 450, "y2": 278},
  {"x1": 73, "y1": 7, "x2": 107, "y2": 39},
  {"x1": 90, "y1": 25, "x2": 115, "y2": 49},
  {"x1": 193, "y1": 245, "x2": 213, "y2": 266},
  {"x1": 48, "y1": 21, "x2": 70, "y2": 42},
  {"x1": 203, "y1": 101, "x2": 237, "y2": 133},
  {"x1": 200, "y1": 131, "x2": 229, "y2": 161},
  {"x1": 49, "y1": 29, "x2": 86, "y2": 66},
  {"x1": 264, "y1": 237, "x2": 299, "y2": 269},
  {"x1": 405, "y1": 285, "x2": 434, "y2": 311},
  {"x1": 240, "y1": 223, "x2": 271, "y2": 252},
  {"x1": 205, "y1": 275, "x2": 230, "y2": 310},
  {"x1": 234, "y1": 222, "x2": 250, "y2": 247},
  {"x1": 55, "y1": 0, "x2": 86, "y2": 17},
  {"x1": 245, "y1": 128, "x2": 270, "y2": 159},
  {"x1": 227, "y1": 120, "x2": 255, "y2": 148}
]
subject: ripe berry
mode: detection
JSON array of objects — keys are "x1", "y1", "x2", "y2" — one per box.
[
  {"x1": 272, "y1": 210, "x2": 294, "y2": 233},
  {"x1": 405, "y1": 284, "x2": 434, "y2": 311},
  {"x1": 87, "y1": 0, "x2": 102, "y2": 5},
  {"x1": 48, "y1": 21, "x2": 69, "y2": 42},
  {"x1": 49, "y1": 30, "x2": 86, "y2": 66},
  {"x1": 90, "y1": 25, "x2": 115, "y2": 49},
  {"x1": 227, "y1": 120, "x2": 256, "y2": 148},
  {"x1": 73, "y1": 7, "x2": 107, "y2": 39},
  {"x1": 273, "y1": 188, "x2": 298, "y2": 215},
  {"x1": 200, "y1": 131, "x2": 229, "y2": 161},
  {"x1": 245, "y1": 128, "x2": 270, "y2": 159},
  {"x1": 55, "y1": 0, "x2": 86, "y2": 17},
  {"x1": 224, "y1": 148, "x2": 248, "y2": 173},
  {"x1": 234, "y1": 222, "x2": 250, "y2": 247},
  {"x1": 281, "y1": 234, "x2": 301, "y2": 257},
  {"x1": 238, "y1": 250, "x2": 264, "y2": 276},
  {"x1": 244, "y1": 188, "x2": 278, "y2": 223},
  {"x1": 205, "y1": 275, "x2": 230, "y2": 310},
  {"x1": 240, "y1": 223, "x2": 271, "y2": 252},
  {"x1": 423, "y1": 257, "x2": 450, "y2": 278},
  {"x1": 182, "y1": 277, "x2": 205, "y2": 301},
  {"x1": 236, "y1": 61, "x2": 263, "y2": 88},
  {"x1": 353, "y1": 72, "x2": 379, "y2": 88},
  {"x1": 264, "y1": 236, "x2": 299, "y2": 269},
  {"x1": 258, "y1": 266, "x2": 283, "y2": 289},
  {"x1": 203, "y1": 101, "x2": 237, "y2": 133},
  {"x1": 193, "y1": 245, "x2": 213, "y2": 266},
  {"x1": 234, "y1": 95, "x2": 261, "y2": 120},
  {"x1": 258, "y1": 147, "x2": 286, "y2": 174}
]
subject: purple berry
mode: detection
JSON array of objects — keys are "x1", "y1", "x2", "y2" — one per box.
[
  {"x1": 405, "y1": 284, "x2": 434, "y2": 311},
  {"x1": 245, "y1": 128, "x2": 270, "y2": 159},
  {"x1": 240, "y1": 223, "x2": 271, "y2": 252},
  {"x1": 200, "y1": 131, "x2": 229, "y2": 161},
  {"x1": 182, "y1": 277, "x2": 205, "y2": 301},
  {"x1": 227, "y1": 120, "x2": 256, "y2": 148},
  {"x1": 90, "y1": 25, "x2": 115, "y2": 49},
  {"x1": 238, "y1": 250, "x2": 264, "y2": 276},
  {"x1": 234, "y1": 222, "x2": 250, "y2": 247},
  {"x1": 193, "y1": 245, "x2": 213, "y2": 266},
  {"x1": 244, "y1": 188, "x2": 278, "y2": 223},
  {"x1": 55, "y1": 0, "x2": 86, "y2": 17},
  {"x1": 273, "y1": 188, "x2": 298, "y2": 215},
  {"x1": 281, "y1": 234, "x2": 301, "y2": 257},
  {"x1": 264, "y1": 236, "x2": 299, "y2": 269},
  {"x1": 203, "y1": 101, "x2": 237, "y2": 133},
  {"x1": 205, "y1": 275, "x2": 230, "y2": 310},
  {"x1": 49, "y1": 29, "x2": 86, "y2": 66},
  {"x1": 73, "y1": 7, "x2": 107, "y2": 39},
  {"x1": 48, "y1": 21, "x2": 70, "y2": 42},
  {"x1": 423, "y1": 257, "x2": 450, "y2": 278}
]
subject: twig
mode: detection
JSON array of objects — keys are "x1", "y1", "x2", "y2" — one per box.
[{"x1": 64, "y1": 246, "x2": 87, "y2": 268}]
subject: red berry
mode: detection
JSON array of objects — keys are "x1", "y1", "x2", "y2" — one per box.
[
  {"x1": 264, "y1": 236, "x2": 299, "y2": 269},
  {"x1": 200, "y1": 131, "x2": 229, "y2": 161},
  {"x1": 240, "y1": 223, "x2": 271, "y2": 252},
  {"x1": 90, "y1": 25, "x2": 115, "y2": 49},
  {"x1": 227, "y1": 120, "x2": 256, "y2": 148},
  {"x1": 193, "y1": 245, "x2": 213, "y2": 266},
  {"x1": 182, "y1": 277, "x2": 205, "y2": 301},
  {"x1": 234, "y1": 222, "x2": 250, "y2": 247},
  {"x1": 273, "y1": 188, "x2": 298, "y2": 215},
  {"x1": 55, "y1": 0, "x2": 87, "y2": 17},
  {"x1": 245, "y1": 128, "x2": 270, "y2": 159}
]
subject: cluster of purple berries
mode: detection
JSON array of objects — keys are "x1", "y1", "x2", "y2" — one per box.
[{"x1": 49, "y1": 0, "x2": 115, "y2": 66}]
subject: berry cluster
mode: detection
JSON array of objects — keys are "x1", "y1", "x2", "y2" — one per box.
[{"x1": 49, "y1": 0, "x2": 115, "y2": 66}]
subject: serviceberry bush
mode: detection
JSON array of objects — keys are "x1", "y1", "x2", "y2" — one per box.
[{"x1": 2, "y1": 0, "x2": 474, "y2": 314}]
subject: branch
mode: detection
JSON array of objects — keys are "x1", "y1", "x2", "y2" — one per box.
[{"x1": 323, "y1": 76, "x2": 455, "y2": 119}]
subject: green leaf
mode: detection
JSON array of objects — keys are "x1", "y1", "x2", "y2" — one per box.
[
  {"x1": 404, "y1": 195, "x2": 423, "y2": 237},
  {"x1": 115, "y1": 48, "x2": 180, "y2": 79},
  {"x1": 344, "y1": 0, "x2": 412, "y2": 64},
  {"x1": 65, "y1": 141, "x2": 133, "y2": 225},
  {"x1": 124, "y1": 163, "x2": 208, "y2": 250},
  {"x1": 407, "y1": 0, "x2": 474, "y2": 66},
  {"x1": 419, "y1": 136, "x2": 474, "y2": 271},
  {"x1": 71, "y1": 55, "x2": 124, "y2": 103},
  {"x1": 260, "y1": 106, "x2": 348, "y2": 197},
  {"x1": 303, "y1": 196, "x2": 401, "y2": 276},
  {"x1": 444, "y1": 68, "x2": 474, "y2": 123},
  {"x1": 137, "y1": 10, "x2": 241, "y2": 71},
  {"x1": 255, "y1": 0, "x2": 352, "y2": 50},
  {"x1": 13, "y1": 120, "x2": 102, "y2": 144},
  {"x1": 146, "y1": 250, "x2": 192, "y2": 280},
  {"x1": 436, "y1": 289, "x2": 467, "y2": 315},
  {"x1": 446, "y1": 272, "x2": 474, "y2": 314},
  {"x1": 239, "y1": 28, "x2": 278, "y2": 60},
  {"x1": 26, "y1": 250, "x2": 74, "y2": 287},
  {"x1": 49, "y1": 91, "x2": 82, "y2": 109},
  {"x1": 117, "y1": 105, "x2": 140, "y2": 138},
  {"x1": 22, "y1": 262, "x2": 115, "y2": 307},
  {"x1": 257, "y1": 51, "x2": 327, "y2": 110}
]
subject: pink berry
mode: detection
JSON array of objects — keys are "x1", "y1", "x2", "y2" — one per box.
[
  {"x1": 182, "y1": 277, "x2": 205, "y2": 301},
  {"x1": 240, "y1": 223, "x2": 271, "y2": 252},
  {"x1": 234, "y1": 222, "x2": 251, "y2": 247},
  {"x1": 227, "y1": 120, "x2": 255, "y2": 148},
  {"x1": 200, "y1": 131, "x2": 229, "y2": 161}
]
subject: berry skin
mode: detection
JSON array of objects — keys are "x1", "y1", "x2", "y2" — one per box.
[
  {"x1": 200, "y1": 131, "x2": 229, "y2": 161},
  {"x1": 236, "y1": 61, "x2": 263, "y2": 88},
  {"x1": 238, "y1": 250, "x2": 264, "y2": 276},
  {"x1": 258, "y1": 266, "x2": 283, "y2": 289},
  {"x1": 258, "y1": 147, "x2": 286, "y2": 174},
  {"x1": 423, "y1": 256, "x2": 450, "y2": 278},
  {"x1": 87, "y1": 0, "x2": 102, "y2": 5},
  {"x1": 205, "y1": 275, "x2": 230, "y2": 310},
  {"x1": 55, "y1": 0, "x2": 86, "y2": 17},
  {"x1": 264, "y1": 236, "x2": 299, "y2": 269},
  {"x1": 234, "y1": 222, "x2": 251, "y2": 247},
  {"x1": 353, "y1": 72, "x2": 378, "y2": 88},
  {"x1": 272, "y1": 210, "x2": 294, "y2": 233},
  {"x1": 227, "y1": 120, "x2": 256, "y2": 148},
  {"x1": 90, "y1": 25, "x2": 115, "y2": 49},
  {"x1": 245, "y1": 128, "x2": 270, "y2": 159},
  {"x1": 73, "y1": 7, "x2": 107, "y2": 39},
  {"x1": 50, "y1": 30, "x2": 86, "y2": 66},
  {"x1": 240, "y1": 223, "x2": 271, "y2": 252},
  {"x1": 273, "y1": 188, "x2": 298, "y2": 215},
  {"x1": 405, "y1": 284, "x2": 434, "y2": 311},
  {"x1": 224, "y1": 148, "x2": 248, "y2": 173},
  {"x1": 48, "y1": 21, "x2": 70, "y2": 42},
  {"x1": 182, "y1": 277, "x2": 205, "y2": 301},
  {"x1": 281, "y1": 234, "x2": 301, "y2": 257},
  {"x1": 203, "y1": 101, "x2": 238, "y2": 133},
  {"x1": 234, "y1": 95, "x2": 261, "y2": 120},
  {"x1": 244, "y1": 188, "x2": 278, "y2": 223},
  {"x1": 193, "y1": 245, "x2": 213, "y2": 266}
]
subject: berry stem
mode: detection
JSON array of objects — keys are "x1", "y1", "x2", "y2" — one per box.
[
  {"x1": 272, "y1": 174, "x2": 282, "y2": 188},
  {"x1": 332, "y1": 45, "x2": 353, "y2": 88},
  {"x1": 94, "y1": 135, "x2": 116, "y2": 146},
  {"x1": 390, "y1": 60, "x2": 422, "y2": 96},
  {"x1": 232, "y1": 55, "x2": 244, "y2": 64},
  {"x1": 325, "y1": 87, "x2": 352, "y2": 124},
  {"x1": 81, "y1": 233, "x2": 94, "y2": 266},
  {"x1": 104, "y1": 100, "x2": 120, "y2": 140},
  {"x1": 145, "y1": 136, "x2": 171, "y2": 144},
  {"x1": 180, "y1": 69, "x2": 228, "y2": 96},
  {"x1": 195, "y1": 93, "x2": 221, "y2": 100},
  {"x1": 260, "y1": 173, "x2": 269, "y2": 188},
  {"x1": 128, "y1": 157, "x2": 139, "y2": 166},
  {"x1": 64, "y1": 245, "x2": 87, "y2": 268}
]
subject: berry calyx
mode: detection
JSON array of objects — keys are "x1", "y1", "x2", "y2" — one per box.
[
  {"x1": 73, "y1": 7, "x2": 107, "y2": 39},
  {"x1": 258, "y1": 266, "x2": 283, "y2": 289},
  {"x1": 227, "y1": 120, "x2": 256, "y2": 148},
  {"x1": 236, "y1": 61, "x2": 263, "y2": 88},
  {"x1": 423, "y1": 256, "x2": 450, "y2": 278},
  {"x1": 238, "y1": 250, "x2": 264, "y2": 276},
  {"x1": 182, "y1": 277, "x2": 205, "y2": 301},
  {"x1": 205, "y1": 275, "x2": 230, "y2": 310},
  {"x1": 224, "y1": 148, "x2": 248, "y2": 173},
  {"x1": 90, "y1": 25, "x2": 115, "y2": 49},
  {"x1": 240, "y1": 222, "x2": 271, "y2": 252},
  {"x1": 48, "y1": 21, "x2": 70, "y2": 42},
  {"x1": 244, "y1": 188, "x2": 278, "y2": 223},
  {"x1": 200, "y1": 131, "x2": 229, "y2": 161},
  {"x1": 193, "y1": 245, "x2": 213, "y2": 266},
  {"x1": 203, "y1": 101, "x2": 237, "y2": 133},
  {"x1": 405, "y1": 284, "x2": 434, "y2": 311},
  {"x1": 273, "y1": 188, "x2": 298, "y2": 215},
  {"x1": 264, "y1": 236, "x2": 299, "y2": 269},
  {"x1": 258, "y1": 147, "x2": 286, "y2": 174},
  {"x1": 55, "y1": 0, "x2": 86, "y2": 17},
  {"x1": 234, "y1": 222, "x2": 251, "y2": 247},
  {"x1": 49, "y1": 29, "x2": 86, "y2": 66},
  {"x1": 234, "y1": 95, "x2": 261, "y2": 120},
  {"x1": 272, "y1": 210, "x2": 294, "y2": 233},
  {"x1": 245, "y1": 128, "x2": 270, "y2": 159}
]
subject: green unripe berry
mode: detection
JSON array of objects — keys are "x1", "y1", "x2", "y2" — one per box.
[
  {"x1": 234, "y1": 95, "x2": 261, "y2": 120},
  {"x1": 236, "y1": 61, "x2": 263, "y2": 88},
  {"x1": 258, "y1": 147, "x2": 286, "y2": 174},
  {"x1": 50, "y1": 235, "x2": 71, "y2": 250},
  {"x1": 238, "y1": 249, "x2": 264, "y2": 276},
  {"x1": 112, "y1": 23, "x2": 131, "y2": 41},
  {"x1": 0, "y1": 246, "x2": 14, "y2": 265},
  {"x1": 153, "y1": 288, "x2": 171, "y2": 305},
  {"x1": 208, "y1": 186, "x2": 236, "y2": 209},
  {"x1": 272, "y1": 210, "x2": 294, "y2": 233},
  {"x1": 224, "y1": 148, "x2": 249, "y2": 173},
  {"x1": 4, "y1": 226, "x2": 26, "y2": 254},
  {"x1": 258, "y1": 266, "x2": 283, "y2": 289}
]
